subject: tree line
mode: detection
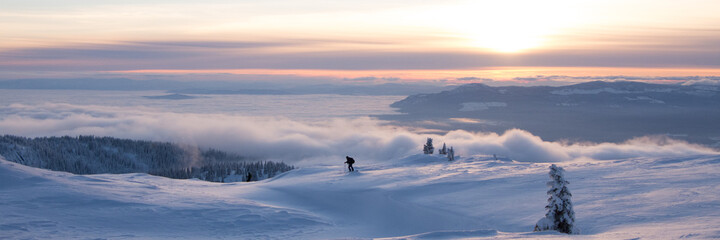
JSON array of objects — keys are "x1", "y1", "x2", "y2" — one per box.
[{"x1": 0, "y1": 135, "x2": 293, "y2": 182}]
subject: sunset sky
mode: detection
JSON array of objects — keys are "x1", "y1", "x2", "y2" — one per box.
[{"x1": 2, "y1": 0, "x2": 719, "y2": 83}]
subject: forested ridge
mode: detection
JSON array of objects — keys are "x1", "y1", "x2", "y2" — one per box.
[{"x1": 0, "y1": 135, "x2": 293, "y2": 182}]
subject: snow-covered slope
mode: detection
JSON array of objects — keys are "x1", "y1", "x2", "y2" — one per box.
[{"x1": 2, "y1": 153, "x2": 720, "y2": 239}]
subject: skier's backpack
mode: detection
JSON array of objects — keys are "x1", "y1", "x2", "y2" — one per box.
[{"x1": 347, "y1": 157, "x2": 355, "y2": 164}]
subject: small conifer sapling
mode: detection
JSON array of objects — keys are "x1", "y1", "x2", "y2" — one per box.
[
  {"x1": 423, "y1": 138, "x2": 434, "y2": 154},
  {"x1": 534, "y1": 164, "x2": 577, "y2": 234}
]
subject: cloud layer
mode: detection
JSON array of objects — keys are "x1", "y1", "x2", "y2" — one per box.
[
  {"x1": 4, "y1": 39, "x2": 720, "y2": 73},
  {"x1": 0, "y1": 103, "x2": 716, "y2": 164}
]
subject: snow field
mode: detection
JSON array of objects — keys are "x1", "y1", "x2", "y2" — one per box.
[{"x1": 2, "y1": 153, "x2": 720, "y2": 239}]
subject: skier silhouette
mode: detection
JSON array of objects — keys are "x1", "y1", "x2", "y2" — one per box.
[
  {"x1": 246, "y1": 172, "x2": 253, "y2": 182},
  {"x1": 345, "y1": 156, "x2": 355, "y2": 172}
]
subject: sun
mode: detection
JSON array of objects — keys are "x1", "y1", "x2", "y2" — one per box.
[
  {"x1": 464, "y1": 24, "x2": 545, "y2": 53},
  {"x1": 427, "y1": 1, "x2": 578, "y2": 53}
]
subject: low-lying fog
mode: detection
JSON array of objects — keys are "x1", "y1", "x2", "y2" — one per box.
[{"x1": 1, "y1": 90, "x2": 716, "y2": 165}]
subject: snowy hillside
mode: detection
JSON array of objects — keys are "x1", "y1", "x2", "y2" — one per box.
[{"x1": 3, "y1": 152, "x2": 720, "y2": 239}]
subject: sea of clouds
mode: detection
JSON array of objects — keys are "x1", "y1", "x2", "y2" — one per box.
[{"x1": 0, "y1": 103, "x2": 716, "y2": 165}]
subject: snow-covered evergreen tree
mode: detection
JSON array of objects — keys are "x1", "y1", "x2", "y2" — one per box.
[
  {"x1": 439, "y1": 143, "x2": 447, "y2": 155},
  {"x1": 423, "y1": 138, "x2": 434, "y2": 154},
  {"x1": 447, "y1": 147, "x2": 454, "y2": 161},
  {"x1": 534, "y1": 164, "x2": 577, "y2": 234}
]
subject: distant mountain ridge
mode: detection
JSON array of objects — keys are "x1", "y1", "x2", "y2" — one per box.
[
  {"x1": 392, "y1": 81, "x2": 719, "y2": 112},
  {"x1": 0, "y1": 78, "x2": 184, "y2": 90},
  {"x1": 0, "y1": 78, "x2": 448, "y2": 96},
  {"x1": 385, "y1": 81, "x2": 720, "y2": 145}
]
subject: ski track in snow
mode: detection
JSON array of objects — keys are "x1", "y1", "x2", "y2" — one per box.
[{"x1": 2, "y1": 154, "x2": 720, "y2": 239}]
